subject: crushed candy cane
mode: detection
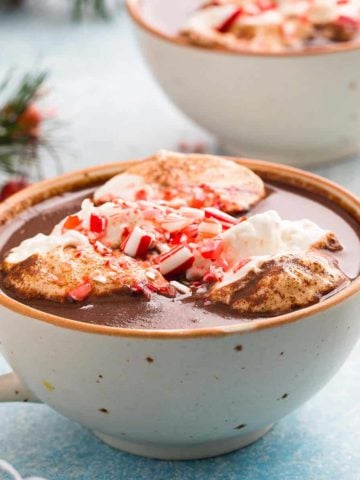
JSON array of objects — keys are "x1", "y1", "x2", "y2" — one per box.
[
  {"x1": 122, "y1": 226, "x2": 153, "y2": 258},
  {"x1": 49, "y1": 191, "x2": 250, "y2": 296},
  {"x1": 10, "y1": 170, "x2": 333, "y2": 306},
  {"x1": 89, "y1": 214, "x2": 107, "y2": 234},
  {"x1": 198, "y1": 219, "x2": 223, "y2": 238},
  {"x1": 63, "y1": 214, "x2": 82, "y2": 230},
  {"x1": 170, "y1": 280, "x2": 192, "y2": 294},
  {"x1": 182, "y1": 0, "x2": 360, "y2": 53},
  {"x1": 92, "y1": 273, "x2": 108, "y2": 284},
  {"x1": 158, "y1": 245, "x2": 195, "y2": 276},
  {"x1": 68, "y1": 279, "x2": 93, "y2": 302}
]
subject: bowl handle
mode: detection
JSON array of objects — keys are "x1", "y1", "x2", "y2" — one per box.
[{"x1": 0, "y1": 372, "x2": 40, "y2": 403}]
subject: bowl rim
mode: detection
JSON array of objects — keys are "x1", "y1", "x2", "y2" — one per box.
[
  {"x1": 0, "y1": 156, "x2": 359, "y2": 339},
  {"x1": 126, "y1": 0, "x2": 360, "y2": 58}
]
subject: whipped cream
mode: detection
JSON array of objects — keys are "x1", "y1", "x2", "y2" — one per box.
[
  {"x1": 222, "y1": 210, "x2": 331, "y2": 264},
  {"x1": 5, "y1": 230, "x2": 90, "y2": 264},
  {"x1": 204, "y1": 209, "x2": 346, "y2": 313},
  {"x1": 94, "y1": 173, "x2": 146, "y2": 203},
  {"x1": 186, "y1": 210, "x2": 337, "y2": 281}
]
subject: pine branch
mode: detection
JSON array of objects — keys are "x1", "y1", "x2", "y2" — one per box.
[
  {"x1": 0, "y1": 70, "x2": 62, "y2": 179},
  {"x1": 1, "y1": 71, "x2": 47, "y2": 118}
]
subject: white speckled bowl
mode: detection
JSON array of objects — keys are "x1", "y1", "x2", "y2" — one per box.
[
  {"x1": 127, "y1": 0, "x2": 360, "y2": 167},
  {"x1": 0, "y1": 158, "x2": 359, "y2": 460}
]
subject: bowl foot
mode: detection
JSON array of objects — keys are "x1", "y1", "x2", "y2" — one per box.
[{"x1": 93, "y1": 425, "x2": 272, "y2": 460}]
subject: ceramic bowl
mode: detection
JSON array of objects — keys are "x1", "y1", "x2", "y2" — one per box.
[
  {"x1": 0, "y1": 158, "x2": 359, "y2": 460},
  {"x1": 127, "y1": 0, "x2": 360, "y2": 167}
]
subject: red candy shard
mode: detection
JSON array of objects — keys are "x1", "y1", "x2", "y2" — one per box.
[
  {"x1": 90, "y1": 214, "x2": 107, "y2": 234},
  {"x1": 203, "y1": 266, "x2": 224, "y2": 283},
  {"x1": 137, "y1": 234, "x2": 153, "y2": 258},
  {"x1": 256, "y1": 0, "x2": 276, "y2": 12},
  {"x1": 135, "y1": 189, "x2": 148, "y2": 201},
  {"x1": 68, "y1": 280, "x2": 92, "y2": 302},
  {"x1": 63, "y1": 215, "x2": 82, "y2": 230},
  {"x1": 169, "y1": 231, "x2": 187, "y2": 245},
  {"x1": 123, "y1": 226, "x2": 153, "y2": 258},
  {"x1": 217, "y1": 8, "x2": 243, "y2": 33},
  {"x1": 204, "y1": 207, "x2": 237, "y2": 226},
  {"x1": 336, "y1": 15, "x2": 359, "y2": 26},
  {"x1": 158, "y1": 245, "x2": 195, "y2": 276},
  {"x1": 200, "y1": 238, "x2": 223, "y2": 260}
]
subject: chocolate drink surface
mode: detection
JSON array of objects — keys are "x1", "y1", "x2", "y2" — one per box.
[{"x1": 1, "y1": 180, "x2": 359, "y2": 330}]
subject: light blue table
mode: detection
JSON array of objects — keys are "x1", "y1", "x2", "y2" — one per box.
[{"x1": 0, "y1": 3, "x2": 359, "y2": 479}]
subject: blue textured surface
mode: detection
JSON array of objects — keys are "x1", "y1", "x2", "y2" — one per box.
[{"x1": 0, "y1": 3, "x2": 360, "y2": 479}]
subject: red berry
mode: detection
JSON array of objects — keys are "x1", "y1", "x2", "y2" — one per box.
[
  {"x1": 0, "y1": 178, "x2": 29, "y2": 201},
  {"x1": 16, "y1": 105, "x2": 42, "y2": 137}
]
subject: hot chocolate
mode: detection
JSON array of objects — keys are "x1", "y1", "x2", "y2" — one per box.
[
  {"x1": 138, "y1": 0, "x2": 360, "y2": 53},
  {"x1": 0, "y1": 152, "x2": 359, "y2": 330}
]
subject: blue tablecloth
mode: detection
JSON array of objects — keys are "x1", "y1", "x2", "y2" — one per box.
[{"x1": 0, "y1": 3, "x2": 359, "y2": 479}]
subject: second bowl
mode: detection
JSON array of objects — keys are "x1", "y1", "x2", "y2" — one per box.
[{"x1": 127, "y1": 0, "x2": 360, "y2": 167}]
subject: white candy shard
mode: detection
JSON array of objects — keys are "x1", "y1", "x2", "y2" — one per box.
[{"x1": 170, "y1": 280, "x2": 191, "y2": 294}]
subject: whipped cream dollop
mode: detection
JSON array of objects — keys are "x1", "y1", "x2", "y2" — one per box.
[
  {"x1": 222, "y1": 210, "x2": 334, "y2": 264},
  {"x1": 186, "y1": 209, "x2": 340, "y2": 280},
  {"x1": 205, "y1": 210, "x2": 346, "y2": 313},
  {"x1": 182, "y1": 0, "x2": 360, "y2": 52},
  {"x1": 5, "y1": 230, "x2": 90, "y2": 264}
]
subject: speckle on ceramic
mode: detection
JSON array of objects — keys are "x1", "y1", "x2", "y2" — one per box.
[{"x1": 99, "y1": 408, "x2": 109, "y2": 414}]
